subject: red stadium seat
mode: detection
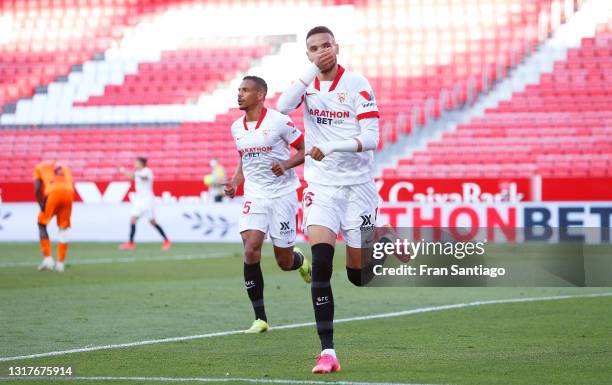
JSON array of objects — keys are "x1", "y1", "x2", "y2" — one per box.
[
  {"x1": 0, "y1": 0, "x2": 595, "y2": 183},
  {"x1": 386, "y1": 24, "x2": 612, "y2": 178}
]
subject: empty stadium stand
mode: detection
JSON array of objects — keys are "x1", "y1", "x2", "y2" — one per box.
[
  {"x1": 0, "y1": 0, "x2": 175, "y2": 111},
  {"x1": 75, "y1": 46, "x2": 271, "y2": 106},
  {"x1": 347, "y1": 0, "x2": 564, "y2": 142},
  {"x1": 0, "y1": 0, "x2": 601, "y2": 187},
  {"x1": 384, "y1": 23, "x2": 612, "y2": 179}
]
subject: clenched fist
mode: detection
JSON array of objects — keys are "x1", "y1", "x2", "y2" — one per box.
[
  {"x1": 224, "y1": 183, "x2": 236, "y2": 198},
  {"x1": 271, "y1": 161, "x2": 286, "y2": 176},
  {"x1": 307, "y1": 147, "x2": 326, "y2": 161}
]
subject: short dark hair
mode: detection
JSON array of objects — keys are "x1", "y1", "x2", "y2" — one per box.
[
  {"x1": 137, "y1": 157, "x2": 147, "y2": 166},
  {"x1": 306, "y1": 26, "x2": 334, "y2": 41},
  {"x1": 242, "y1": 75, "x2": 267, "y2": 96}
]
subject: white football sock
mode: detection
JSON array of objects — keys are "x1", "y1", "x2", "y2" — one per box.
[{"x1": 321, "y1": 349, "x2": 336, "y2": 358}]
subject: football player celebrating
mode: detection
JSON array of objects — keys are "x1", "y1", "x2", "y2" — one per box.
[
  {"x1": 277, "y1": 26, "x2": 381, "y2": 373},
  {"x1": 34, "y1": 160, "x2": 75, "y2": 273},
  {"x1": 225, "y1": 75, "x2": 311, "y2": 334},
  {"x1": 118, "y1": 157, "x2": 171, "y2": 251}
]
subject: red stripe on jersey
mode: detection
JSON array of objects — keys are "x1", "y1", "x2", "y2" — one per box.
[
  {"x1": 290, "y1": 133, "x2": 304, "y2": 148},
  {"x1": 328, "y1": 65, "x2": 345, "y2": 92},
  {"x1": 256, "y1": 107, "x2": 268, "y2": 128},
  {"x1": 243, "y1": 107, "x2": 268, "y2": 130},
  {"x1": 359, "y1": 90, "x2": 371, "y2": 101},
  {"x1": 357, "y1": 111, "x2": 380, "y2": 120},
  {"x1": 296, "y1": 94, "x2": 305, "y2": 109},
  {"x1": 313, "y1": 65, "x2": 345, "y2": 92}
]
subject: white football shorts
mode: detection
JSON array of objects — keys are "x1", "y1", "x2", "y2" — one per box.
[
  {"x1": 302, "y1": 181, "x2": 379, "y2": 248},
  {"x1": 239, "y1": 191, "x2": 298, "y2": 248},
  {"x1": 130, "y1": 196, "x2": 155, "y2": 220}
]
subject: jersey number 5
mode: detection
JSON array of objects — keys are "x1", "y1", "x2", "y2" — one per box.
[{"x1": 243, "y1": 201, "x2": 252, "y2": 214}]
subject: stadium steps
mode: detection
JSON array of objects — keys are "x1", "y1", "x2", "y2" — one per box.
[
  {"x1": 376, "y1": 0, "x2": 611, "y2": 177},
  {"x1": 0, "y1": 2, "x2": 355, "y2": 126},
  {"x1": 0, "y1": 0, "x2": 181, "y2": 112},
  {"x1": 0, "y1": 0, "x2": 588, "y2": 183}
]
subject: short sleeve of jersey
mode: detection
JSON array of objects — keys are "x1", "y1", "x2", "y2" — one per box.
[
  {"x1": 353, "y1": 76, "x2": 380, "y2": 121},
  {"x1": 230, "y1": 120, "x2": 241, "y2": 151},
  {"x1": 230, "y1": 120, "x2": 239, "y2": 140},
  {"x1": 279, "y1": 116, "x2": 303, "y2": 147}
]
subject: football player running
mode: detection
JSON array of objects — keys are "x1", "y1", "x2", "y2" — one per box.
[
  {"x1": 118, "y1": 157, "x2": 171, "y2": 251},
  {"x1": 277, "y1": 26, "x2": 381, "y2": 373},
  {"x1": 226, "y1": 75, "x2": 312, "y2": 334}
]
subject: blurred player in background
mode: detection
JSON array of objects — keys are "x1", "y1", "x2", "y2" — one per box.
[
  {"x1": 203, "y1": 158, "x2": 226, "y2": 202},
  {"x1": 117, "y1": 157, "x2": 171, "y2": 251},
  {"x1": 278, "y1": 26, "x2": 381, "y2": 373},
  {"x1": 225, "y1": 75, "x2": 311, "y2": 333},
  {"x1": 34, "y1": 160, "x2": 74, "y2": 273}
]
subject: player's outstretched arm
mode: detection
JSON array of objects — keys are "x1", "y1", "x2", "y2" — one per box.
[
  {"x1": 225, "y1": 158, "x2": 244, "y2": 198},
  {"x1": 117, "y1": 166, "x2": 134, "y2": 179},
  {"x1": 277, "y1": 63, "x2": 320, "y2": 114},
  {"x1": 271, "y1": 140, "x2": 305, "y2": 176}
]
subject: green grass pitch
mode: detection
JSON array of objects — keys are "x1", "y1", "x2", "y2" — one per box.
[{"x1": 0, "y1": 242, "x2": 611, "y2": 385}]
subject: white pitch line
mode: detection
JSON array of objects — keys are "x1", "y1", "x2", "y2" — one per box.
[
  {"x1": 1, "y1": 292, "x2": 611, "y2": 363},
  {"x1": 0, "y1": 252, "x2": 232, "y2": 268},
  {"x1": 0, "y1": 376, "x2": 445, "y2": 385}
]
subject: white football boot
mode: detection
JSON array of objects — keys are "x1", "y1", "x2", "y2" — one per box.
[
  {"x1": 37, "y1": 257, "x2": 55, "y2": 271},
  {"x1": 54, "y1": 261, "x2": 65, "y2": 273}
]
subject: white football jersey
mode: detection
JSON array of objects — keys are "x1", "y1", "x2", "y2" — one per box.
[
  {"x1": 301, "y1": 65, "x2": 379, "y2": 186},
  {"x1": 231, "y1": 107, "x2": 303, "y2": 198},
  {"x1": 134, "y1": 167, "x2": 154, "y2": 198}
]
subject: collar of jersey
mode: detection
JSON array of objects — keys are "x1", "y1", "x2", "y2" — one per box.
[
  {"x1": 243, "y1": 107, "x2": 268, "y2": 130},
  {"x1": 314, "y1": 65, "x2": 345, "y2": 92}
]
